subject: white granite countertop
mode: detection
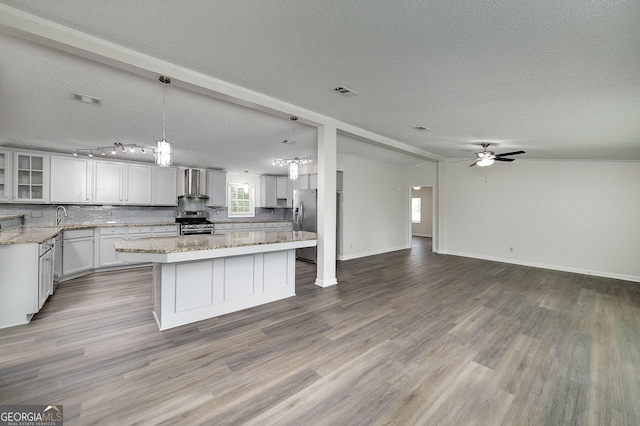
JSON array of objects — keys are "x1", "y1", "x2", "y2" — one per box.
[
  {"x1": 0, "y1": 222, "x2": 177, "y2": 245},
  {"x1": 115, "y1": 231, "x2": 317, "y2": 254},
  {"x1": 0, "y1": 214, "x2": 25, "y2": 221}
]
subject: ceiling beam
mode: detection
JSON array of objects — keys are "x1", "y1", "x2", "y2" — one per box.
[{"x1": 0, "y1": 4, "x2": 443, "y2": 163}]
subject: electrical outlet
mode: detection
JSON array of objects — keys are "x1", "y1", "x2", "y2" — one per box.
[
  {"x1": 509, "y1": 247, "x2": 514, "y2": 252},
  {"x1": 106, "y1": 209, "x2": 112, "y2": 216},
  {"x1": 31, "y1": 210, "x2": 42, "y2": 218}
]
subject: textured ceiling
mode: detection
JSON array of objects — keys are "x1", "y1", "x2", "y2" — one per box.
[{"x1": 0, "y1": 0, "x2": 639, "y2": 173}]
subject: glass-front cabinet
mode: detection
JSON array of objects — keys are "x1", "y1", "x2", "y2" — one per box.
[
  {"x1": 13, "y1": 152, "x2": 49, "y2": 202},
  {"x1": 0, "y1": 150, "x2": 11, "y2": 201}
]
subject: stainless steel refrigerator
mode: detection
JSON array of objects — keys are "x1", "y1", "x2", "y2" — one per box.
[{"x1": 293, "y1": 189, "x2": 317, "y2": 263}]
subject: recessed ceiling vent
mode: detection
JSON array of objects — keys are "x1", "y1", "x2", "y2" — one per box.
[
  {"x1": 333, "y1": 86, "x2": 358, "y2": 96},
  {"x1": 72, "y1": 93, "x2": 102, "y2": 106}
]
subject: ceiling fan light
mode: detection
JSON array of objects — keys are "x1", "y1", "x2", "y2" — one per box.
[{"x1": 477, "y1": 157, "x2": 494, "y2": 167}]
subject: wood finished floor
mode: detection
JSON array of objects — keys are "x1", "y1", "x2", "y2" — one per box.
[{"x1": 1, "y1": 237, "x2": 639, "y2": 425}]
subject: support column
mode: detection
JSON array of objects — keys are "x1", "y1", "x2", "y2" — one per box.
[{"x1": 315, "y1": 124, "x2": 338, "y2": 287}]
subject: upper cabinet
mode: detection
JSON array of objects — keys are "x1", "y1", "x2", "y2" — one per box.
[
  {"x1": 0, "y1": 148, "x2": 192, "y2": 208},
  {"x1": 297, "y1": 173, "x2": 317, "y2": 191},
  {"x1": 93, "y1": 160, "x2": 123, "y2": 204},
  {"x1": 0, "y1": 150, "x2": 12, "y2": 202},
  {"x1": 13, "y1": 152, "x2": 49, "y2": 203},
  {"x1": 260, "y1": 176, "x2": 277, "y2": 208},
  {"x1": 50, "y1": 156, "x2": 91, "y2": 204},
  {"x1": 124, "y1": 163, "x2": 152, "y2": 205},
  {"x1": 207, "y1": 170, "x2": 226, "y2": 207},
  {"x1": 260, "y1": 176, "x2": 290, "y2": 208},
  {"x1": 152, "y1": 166, "x2": 177, "y2": 206}
]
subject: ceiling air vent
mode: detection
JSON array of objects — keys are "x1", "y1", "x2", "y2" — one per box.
[
  {"x1": 333, "y1": 86, "x2": 358, "y2": 96},
  {"x1": 72, "y1": 93, "x2": 102, "y2": 106}
]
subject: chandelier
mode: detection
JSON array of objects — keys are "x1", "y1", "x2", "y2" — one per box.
[
  {"x1": 272, "y1": 116, "x2": 311, "y2": 181},
  {"x1": 155, "y1": 75, "x2": 173, "y2": 166}
]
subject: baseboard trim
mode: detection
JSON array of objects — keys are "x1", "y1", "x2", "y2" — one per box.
[
  {"x1": 442, "y1": 250, "x2": 640, "y2": 283},
  {"x1": 412, "y1": 233, "x2": 432, "y2": 238},
  {"x1": 338, "y1": 245, "x2": 409, "y2": 261},
  {"x1": 315, "y1": 278, "x2": 338, "y2": 288}
]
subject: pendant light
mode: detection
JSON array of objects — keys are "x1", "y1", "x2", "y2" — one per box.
[{"x1": 155, "y1": 75, "x2": 173, "y2": 166}]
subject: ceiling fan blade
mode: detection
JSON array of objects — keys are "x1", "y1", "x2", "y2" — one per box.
[
  {"x1": 469, "y1": 161, "x2": 477, "y2": 167},
  {"x1": 494, "y1": 150, "x2": 525, "y2": 157},
  {"x1": 449, "y1": 158, "x2": 476, "y2": 163},
  {"x1": 494, "y1": 157, "x2": 515, "y2": 162}
]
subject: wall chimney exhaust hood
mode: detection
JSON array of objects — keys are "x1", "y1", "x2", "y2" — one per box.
[{"x1": 178, "y1": 169, "x2": 209, "y2": 199}]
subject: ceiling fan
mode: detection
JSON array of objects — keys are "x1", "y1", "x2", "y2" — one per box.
[{"x1": 467, "y1": 143, "x2": 525, "y2": 167}]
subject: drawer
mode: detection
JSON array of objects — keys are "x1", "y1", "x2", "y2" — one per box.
[
  {"x1": 264, "y1": 222, "x2": 279, "y2": 229},
  {"x1": 214, "y1": 223, "x2": 233, "y2": 231},
  {"x1": 278, "y1": 223, "x2": 293, "y2": 230},
  {"x1": 128, "y1": 226, "x2": 152, "y2": 234},
  {"x1": 153, "y1": 225, "x2": 178, "y2": 233},
  {"x1": 250, "y1": 223, "x2": 265, "y2": 230},
  {"x1": 100, "y1": 227, "x2": 127, "y2": 235},
  {"x1": 232, "y1": 223, "x2": 251, "y2": 230},
  {"x1": 64, "y1": 228, "x2": 94, "y2": 240}
]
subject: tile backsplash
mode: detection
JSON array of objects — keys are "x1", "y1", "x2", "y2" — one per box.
[{"x1": 0, "y1": 204, "x2": 292, "y2": 227}]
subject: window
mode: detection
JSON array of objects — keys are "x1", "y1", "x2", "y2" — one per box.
[
  {"x1": 228, "y1": 183, "x2": 255, "y2": 217},
  {"x1": 412, "y1": 197, "x2": 421, "y2": 223}
]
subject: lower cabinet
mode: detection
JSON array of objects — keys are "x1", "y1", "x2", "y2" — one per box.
[
  {"x1": 98, "y1": 227, "x2": 127, "y2": 268},
  {"x1": 62, "y1": 229, "x2": 94, "y2": 276},
  {"x1": 38, "y1": 238, "x2": 55, "y2": 310},
  {"x1": 97, "y1": 225, "x2": 179, "y2": 269}
]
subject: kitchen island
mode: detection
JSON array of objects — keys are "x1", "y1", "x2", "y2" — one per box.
[{"x1": 115, "y1": 231, "x2": 317, "y2": 330}]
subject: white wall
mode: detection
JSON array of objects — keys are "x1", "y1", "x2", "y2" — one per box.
[
  {"x1": 441, "y1": 160, "x2": 640, "y2": 282},
  {"x1": 338, "y1": 154, "x2": 409, "y2": 260}
]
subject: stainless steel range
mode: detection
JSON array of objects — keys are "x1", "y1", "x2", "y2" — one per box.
[{"x1": 176, "y1": 211, "x2": 215, "y2": 235}]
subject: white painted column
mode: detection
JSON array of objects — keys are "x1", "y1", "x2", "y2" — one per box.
[{"x1": 315, "y1": 124, "x2": 338, "y2": 287}]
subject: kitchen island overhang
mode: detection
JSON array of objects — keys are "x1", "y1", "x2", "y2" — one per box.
[{"x1": 115, "y1": 231, "x2": 317, "y2": 330}]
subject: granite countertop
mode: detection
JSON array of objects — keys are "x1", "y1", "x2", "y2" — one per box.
[
  {"x1": 0, "y1": 214, "x2": 25, "y2": 221},
  {"x1": 0, "y1": 226, "x2": 62, "y2": 244},
  {"x1": 115, "y1": 231, "x2": 317, "y2": 254},
  {"x1": 0, "y1": 222, "x2": 177, "y2": 245},
  {"x1": 211, "y1": 219, "x2": 292, "y2": 224}
]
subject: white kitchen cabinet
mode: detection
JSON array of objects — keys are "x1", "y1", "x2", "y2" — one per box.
[
  {"x1": 309, "y1": 174, "x2": 318, "y2": 190},
  {"x1": 94, "y1": 160, "x2": 123, "y2": 204},
  {"x1": 214, "y1": 223, "x2": 233, "y2": 234},
  {"x1": 0, "y1": 243, "x2": 38, "y2": 328},
  {"x1": 50, "y1": 155, "x2": 91, "y2": 204},
  {"x1": 297, "y1": 174, "x2": 317, "y2": 191},
  {"x1": 264, "y1": 222, "x2": 279, "y2": 231},
  {"x1": 152, "y1": 225, "x2": 179, "y2": 237},
  {"x1": 207, "y1": 170, "x2": 227, "y2": 207},
  {"x1": 0, "y1": 150, "x2": 12, "y2": 202},
  {"x1": 250, "y1": 222, "x2": 265, "y2": 231},
  {"x1": 62, "y1": 229, "x2": 94, "y2": 276},
  {"x1": 276, "y1": 177, "x2": 288, "y2": 199},
  {"x1": 260, "y1": 176, "x2": 277, "y2": 207},
  {"x1": 98, "y1": 227, "x2": 127, "y2": 268},
  {"x1": 38, "y1": 238, "x2": 55, "y2": 310},
  {"x1": 278, "y1": 222, "x2": 293, "y2": 231},
  {"x1": 13, "y1": 152, "x2": 49, "y2": 203},
  {"x1": 298, "y1": 174, "x2": 309, "y2": 190},
  {"x1": 152, "y1": 166, "x2": 177, "y2": 206},
  {"x1": 124, "y1": 163, "x2": 152, "y2": 205}
]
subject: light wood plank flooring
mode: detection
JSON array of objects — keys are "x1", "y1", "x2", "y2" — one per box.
[{"x1": 1, "y1": 237, "x2": 639, "y2": 425}]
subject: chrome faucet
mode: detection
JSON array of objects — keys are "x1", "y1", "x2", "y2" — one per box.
[{"x1": 55, "y1": 205, "x2": 68, "y2": 226}]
